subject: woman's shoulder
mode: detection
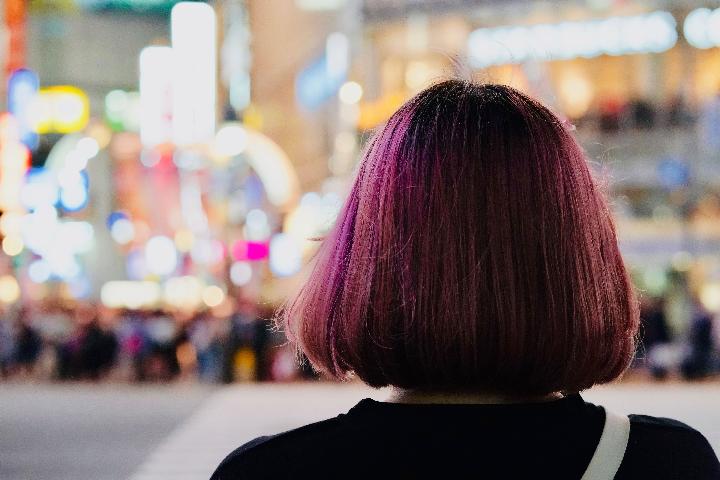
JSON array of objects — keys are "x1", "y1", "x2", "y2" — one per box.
[
  {"x1": 210, "y1": 415, "x2": 349, "y2": 479},
  {"x1": 620, "y1": 414, "x2": 720, "y2": 479},
  {"x1": 628, "y1": 412, "x2": 714, "y2": 445}
]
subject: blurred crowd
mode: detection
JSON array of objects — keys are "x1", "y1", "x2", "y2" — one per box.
[
  {"x1": 0, "y1": 295, "x2": 719, "y2": 384},
  {"x1": 0, "y1": 300, "x2": 316, "y2": 383},
  {"x1": 636, "y1": 296, "x2": 720, "y2": 381},
  {"x1": 573, "y1": 92, "x2": 713, "y2": 133}
]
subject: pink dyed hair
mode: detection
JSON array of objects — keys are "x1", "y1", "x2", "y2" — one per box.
[{"x1": 280, "y1": 81, "x2": 639, "y2": 394}]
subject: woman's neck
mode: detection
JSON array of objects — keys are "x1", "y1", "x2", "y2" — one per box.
[{"x1": 388, "y1": 388, "x2": 563, "y2": 405}]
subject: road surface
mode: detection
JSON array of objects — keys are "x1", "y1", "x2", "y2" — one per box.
[{"x1": 1, "y1": 381, "x2": 719, "y2": 480}]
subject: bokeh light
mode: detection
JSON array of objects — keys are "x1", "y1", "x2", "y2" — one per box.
[
  {"x1": 174, "y1": 229, "x2": 195, "y2": 252},
  {"x1": 110, "y1": 219, "x2": 136, "y2": 245},
  {"x1": 2, "y1": 235, "x2": 24, "y2": 256},
  {"x1": 202, "y1": 285, "x2": 225, "y2": 308},
  {"x1": 0, "y1": 275, "x2": 21, "y2": 304},
  {"x1": 214, "y1": 123, "x2": 248, "y2": 157},
  {"x1": 163, "y1": 276, "x2": 203, "y2": 310},
  {"x1": 269, "y1": 233, "x2": 302, "y2": 277},
  {"x1": 338, "y1": 81, "x2": 363, "y2": 104},
  {"x1": 28, "y1": 259, "x2": 52, "y2": 284},
  {"x1": 230, "y1": 261, "x2": 253, "y2": 286},
  {"x1": 145, "y1": 235, "x2": 178, "y2": 276}
]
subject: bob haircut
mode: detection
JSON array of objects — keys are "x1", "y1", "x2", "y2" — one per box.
[{"x1": 280, "y1": 80, "x2": 639, "y2": 395}]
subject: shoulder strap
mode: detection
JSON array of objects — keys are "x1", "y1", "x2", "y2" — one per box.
[{"x1": 580, "y1": 408, "x2": 631, "y2": 480}]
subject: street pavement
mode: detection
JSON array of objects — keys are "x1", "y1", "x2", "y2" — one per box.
[
  {"x1": 0, "y1": 383, "x2": 214, "y2": 480},
  {"x1": 1, "y1": 381, "x2": 719, "y2": 480}
]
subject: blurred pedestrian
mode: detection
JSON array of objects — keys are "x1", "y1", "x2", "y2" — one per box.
[
  {"x1": 638, "y1": 296, "x2": 672, "y2": 379},
  {"x1": 598, "y1": 96, "x2": 624, "y2": 132},
  {"x1": 14, "y1": 307, "x2": 42, "y2": 378},
  {"x1": 700, "y1": 88, "x2": 720, "y2": 152},
  {"x1": 144, "y1": 309, "x2": 180, "y2": 381},
  {"x1": 681, "y1": 298, "x2": 717, "y2": 380},
  {"x1": 78, "y1": 315, "x2": 118, "y2": 380},
  {"x1": 189, "y1": 312, "x2": 223, "y2": 382},
  {"x1": 666, "y1": 94, "x2": 694, "y2": 127},
  {"x1": 0, "y1": 307, "x2": 15, "y2": 378},
  {"x1": 222, "y1": 308, "x2": 253, "y2": 383},
  {"x1": 213, "y1": 81, "x2": 719, "y2": 479},
  {"x1": 623, "y1": 98, "x2": 656, "y2": 129},
  {"x1": 222, "y1": 300, "x2": 274, "y2": 382},
  {"x1": 112, "y1": 310, "x2": 151, "y2": 381}
]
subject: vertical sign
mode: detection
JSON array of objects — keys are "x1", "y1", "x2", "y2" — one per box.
[
  {"x1": 7, "y1": 68, "x2": 39, "y2": 150},
  {"x1": 295, "y1": 32, "x2": 348, "y2": 111},
  {"x1": 171, "y1": 2, "x2": 216, "y2": 147},
  {"x1": 0, "y1": 113, "x2": 30, "y2": 213},
  {"x1": 4, "y1": 0, "x2": 26, "y2": 77},
  {"x1": 221, "y1": 0, "x2": 252, "y2": 113},
  {"x1": 139, "y1": 46, "x2": 174, "y2": 148}
]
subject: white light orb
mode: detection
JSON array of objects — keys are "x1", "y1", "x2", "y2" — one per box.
[
  {"x1": 190, "y1": 238, "x2": 224, "y2": 266},
  {"x1": 300, "y1": 191, "x2": 322, "y2": 208},
  {"x1": 21, "y1": 170, "x2": 59, "y2": 211},
  {"x1": 244, "y1": 209, "x2": 271, "y2": 241},
  {"x1": 163, "y1": 275, "x2": 203, "y2": 309},
  {"x1": 111, "y1": 219, "x2": 136, "y2": 245},
  {"x1": 28, "y1": 260, "x2": 52, "y2": 283},
  {"x1": 338, "y1": 81, "x2": 363, "y2": 104},
  {"x1": 246, "y1": 209, "x2": 268, "y2": 230},
  {"x1": 684, "y1": 8, "x2": 713, "y2": 49},
  {"x1": 707, "y1": 9, "x2": 720, "y2": 47},
  {"x1": 215, "y1": 123, "x2": 248, "y2": 157},
  {"x1": 230, "y1": 261, "x2": 252, "y2": 286},
  {"x1": 75, "y1": 137, "x2": 100, "y2": 160},
  {"x1": 145, "y1": 235, "x2": 178, "y2": 276},
  {"x1": 58, "y1": 221, "x2": 95, "y2": 254},
  {"x1": 2, "y1": 235, "x2": 24, "y2": 256},
  {"x1": 0, "y1": 275, "x2": 21, "y2": 304},
  {"x1": 202, "y1": 285, "x2": 225, "y2": 308},
  {"x1": 269, "y1": 233, "x2": 302, "y2": 277},
  {"x1": 59, "y1": 185, "x2": 88, "y2": 211}
]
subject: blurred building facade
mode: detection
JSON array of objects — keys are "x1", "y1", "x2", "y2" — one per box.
[
  {"x1": 332, "y1": 0, "x2": 720, "y2": 328},
  {"x1": 1, "y1": 0, "x2": 720, "y2": 380}
]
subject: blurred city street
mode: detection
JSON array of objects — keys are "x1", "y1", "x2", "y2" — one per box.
[
  {"x1": 3, "y1": 0, "x2": 720, "y2": 478},
  {"x1": 2, "y1": 381, "x2": 720, "y2": 480},
  {"x1": 1, "y1": 0, "x2": 720, "y2": 391}
]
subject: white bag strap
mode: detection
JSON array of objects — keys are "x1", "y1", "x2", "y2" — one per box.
[{"x1": 580, "y1": 408, "x2": 630, "y2": 480}]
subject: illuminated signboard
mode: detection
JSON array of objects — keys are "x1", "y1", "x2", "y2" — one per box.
[
  {"x1": 34, "y1": 86, "x2": 90, "y2": 134},
  {"x1": 74, "y1": 0, "x2": 202, "y2": 14},
  {"x1": 7, "y1": 69, "x2": 40, "y2": 149},
  {"x1": 467, "y1": 11, "x2": 677, "y2": 68},
  {"x1": 4, "y1": 0, "x2": 27, "y2": 76},
  {"x1": 296, "y1": 0, "x2": 346, "y2": 10},
  {"x1": 139, "y1": 47, "x2": 173, "y2": 146},
  {"x1": 684, "y1": 8, "x2": 720, "y2": 49},
  {"x1": 296, "y1": 33, "x2": 348, "y2": 111},
  {"x1": 363, "y1": 0, "x2": 479, "y2": 21},
  {"x1": 0, "y1": 114, "x2": 31, "y2": 212},
  {"x1": 105, "y1": 89, "x2": 140, "y2": 133},
  {"x1": 171, "y1": 2, "x2": 216, "y2": 146}
]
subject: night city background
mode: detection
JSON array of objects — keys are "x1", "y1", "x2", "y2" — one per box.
[{"x1": 2, "y1": 0, "x2": 720, "y2": 478}]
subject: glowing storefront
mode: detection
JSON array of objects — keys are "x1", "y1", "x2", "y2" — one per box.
[{"x1": 354, "y1": 1, "x2": 720, "y2": 319}]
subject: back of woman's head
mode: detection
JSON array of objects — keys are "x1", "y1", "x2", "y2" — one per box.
[{"x1": 281, "y1": 80, "x2": 639, "y2": 395}]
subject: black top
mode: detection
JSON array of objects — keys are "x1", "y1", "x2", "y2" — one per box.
[{"x1": 211, "y1": 394, "x2": 720, "y2": 479}]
